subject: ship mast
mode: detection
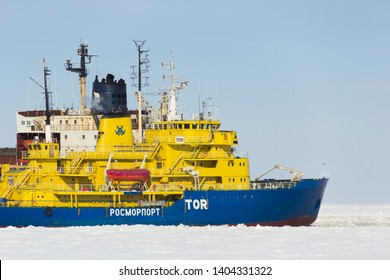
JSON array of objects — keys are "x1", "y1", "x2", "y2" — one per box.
[
  {"x1": 43, "y1": 60, "x2": 52, "y2": 142},
  {"x1": 65, "y1": 43, "x2": 96, "y2": 111},
  {"x1": 131, "y1": 40, "x2": 150, "y2": 144},
  {"x1": 29, "y1": 59, "x2": 52, "y2": 142},
  {"x1": 162, "y1": 54, "x2": 189, "y2": 121}
]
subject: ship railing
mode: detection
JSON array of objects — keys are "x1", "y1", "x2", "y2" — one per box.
[
  {"x1": 62, "y1": 146, "x2": 156, "y2": 159},
  {"x1": 21, "y1": 150, "x2": 57, "y2": 159},
  {"x1": 151, "y1": 135, "x2": 210, "y2": 144},
  {"x1": 52, "y1": 124, "x2": 97, "y2": 131},
  {"x1": 11, "y1": 166, "x2": 94, "y2": 175},
  {"x1": 57, "y1": 166, "x2": 94, "y2": 175},
  {"x1": 195, "y1": 151, "x2": 234, "y2": 159},
  {"x1": 251, "y1": 181, "x2": 298, "y2": 190},
  {"x1": 3, "y1": 199, "x2": 115, "y2": 208},
  {"x1": 155, "y1": 182, "x2": 294, "y2": 191},
  {"x1": 3, "y1": 199, "x2": 66, "y2": 207},
  {"x1": 151, "y1": 183, "x2": 251, "y2": 192},
  {"x1": 17, "y1": 183, "x2": 99, "y2": 192},
  {"x1": 59, "y1": 146, "x2": 96, "y2": 157},
  {"x1": 201, "y1": 183, "x2": 250, "y2": 190}
]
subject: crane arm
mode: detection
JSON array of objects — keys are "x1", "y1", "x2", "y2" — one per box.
[{"x1": 254, "y1": 164, "x2": 304, "y2": 182}]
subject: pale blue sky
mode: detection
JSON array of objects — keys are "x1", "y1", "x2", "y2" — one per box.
[{"x1": 1, "y1": 0, "x2": 389, "y2": 203}]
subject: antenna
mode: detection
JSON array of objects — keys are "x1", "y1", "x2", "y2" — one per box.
[
  {"x1": 161, "y1": 53, "x2": 189, "y2": 121},
  {"x1": 65, "y1": 42, "x2": 97, "y2": 110},
  {"x1": 131, "y1": 40, "x2": 150, "y2": 144},
  {"x1": 43, "y1": 59, "x2": 52, "y2": 124},
  {"x1": 131, "y1": 40, "x2": 150, "y2": 92},
  {"x1": 29, "y1": 59, "x2": 52, "y2": 142}
]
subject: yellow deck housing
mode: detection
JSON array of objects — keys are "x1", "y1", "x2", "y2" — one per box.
[{"x1": 0, "y1": 116, "x2": 250, "y2": 208}]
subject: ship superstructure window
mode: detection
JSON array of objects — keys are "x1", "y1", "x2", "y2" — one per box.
[
  {"x1": 27, "y1": 121, "x2": 31, "y2": 125},
  {"x1": 21, "y1": 121, "x2": 25, "y2": 125}
]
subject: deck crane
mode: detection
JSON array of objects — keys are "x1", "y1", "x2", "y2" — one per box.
[{"x1": 254, "y1": 164, "x2": 304, "y2": 182}]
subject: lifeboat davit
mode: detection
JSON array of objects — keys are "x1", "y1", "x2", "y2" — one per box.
[{"x1": 106, "y1": 169, "x2": 150, "y2": 182}]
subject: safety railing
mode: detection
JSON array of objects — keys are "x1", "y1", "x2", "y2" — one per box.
[
  {"x1": 150, "y1": 135, "x2": 211, "y2": 144},
  {"x1": 251, "y1": 181, "x2": 298, "y2": 190}
]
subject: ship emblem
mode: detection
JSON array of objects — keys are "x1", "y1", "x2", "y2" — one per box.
[{"x1": 115, "y1": 125, "x2": 126, "y2": 136}]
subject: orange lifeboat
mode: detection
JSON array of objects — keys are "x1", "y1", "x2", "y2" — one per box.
[{"x1": 106, "y1": 169, "x2": 150, "y2": 183}]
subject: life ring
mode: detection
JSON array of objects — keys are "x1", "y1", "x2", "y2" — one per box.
[
  {"x1": 209, "y1": 187, "x2": 214, "y2": 190},
  {"x1": 44, "y1": 207, "x2": 53, "y2": 217}
]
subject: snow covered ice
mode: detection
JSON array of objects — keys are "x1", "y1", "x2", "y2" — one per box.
[{"x1": 1, "y1": 204, "x2": 389, "y2": 260}]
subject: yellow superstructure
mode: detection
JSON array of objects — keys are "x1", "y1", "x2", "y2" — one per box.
[{"x1": 0, "y1": 115, "x2": 250, "y2": 208}]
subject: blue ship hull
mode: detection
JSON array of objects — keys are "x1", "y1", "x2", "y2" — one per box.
[{"x1": 0, "y1": 178, "x2": 327, "y2": 227}]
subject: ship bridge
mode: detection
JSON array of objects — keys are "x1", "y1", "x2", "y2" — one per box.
[{"x1": 145, "y1": 120, "x2": 238, "y2": 146}]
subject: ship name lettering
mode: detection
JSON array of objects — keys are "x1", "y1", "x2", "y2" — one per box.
[
  {"x1": 185, "y1": 199, "x2": 208, "y2": 210},
  {"x1": 109, "y1": 208, "x2": 161, "y2": 217},
  {"x1": 175, "y1": 136, "x2": 184, "y2": 143}
]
